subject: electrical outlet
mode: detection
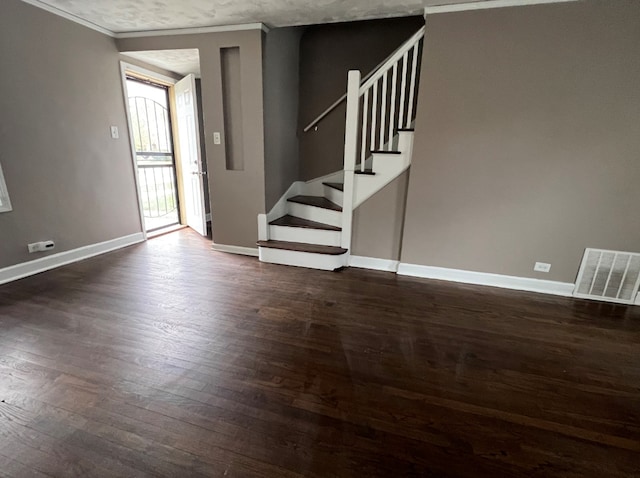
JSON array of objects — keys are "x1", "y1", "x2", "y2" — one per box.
[
  {"x1": 534, "y1": 262, "x2": 551, "y2": 273},
  {"x1": 27, "y1": 241, "x2": 55, "y2": 253},
  {"x1": 213, "y1": 132, "x2": 221, "y2": 145},
  {"x1": 110, "y1": 126, "x2": 119, "y2": 139}
]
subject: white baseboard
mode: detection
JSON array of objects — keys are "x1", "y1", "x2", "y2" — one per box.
[
  {"x1": 349, "y1": 255, "x2": 399, "y2": 273},
  {"x1": 212, "y1": 243, "x2": 259, "y2": 257},
  {"x1": 397, "y1": 263, "x2": 575, "y2": 297},
  {"x1": 635, "y1": 292, "x2": 640, "y2": 306},
  {"x1": 0, "y1": 233, "x2": 145, "y2": 286}
]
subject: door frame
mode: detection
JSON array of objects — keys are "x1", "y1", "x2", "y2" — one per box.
[{"x1": 119, "y1": 61, "x2": 178, "y2": 239}]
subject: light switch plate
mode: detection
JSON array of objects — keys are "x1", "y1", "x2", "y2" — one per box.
[
  {"x1": 110, "y1": 126, "x2": 119, "y2": 139},
  {"x1": 213, "y1": 132, "x2": 221, "y2": 145}
]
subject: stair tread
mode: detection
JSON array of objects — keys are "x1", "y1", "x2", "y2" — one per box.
[
  {"x1": 371, "y1": 150, "x2": 402, "y2": 154},
  {"x1": 323, "y1": 182, "x2": 344, "y2": 192},
  {"x1": 257, "y1": 240, "x2": 348, "y2": 255},
  {"x1": 270, "y1": 215, "x2": 341, "y2": 231},
  {"x1": 287, "y1": 195, "x2": 342, "y2": 211}
]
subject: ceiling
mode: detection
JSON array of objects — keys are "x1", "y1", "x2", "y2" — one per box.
[
  {"x1": 28, "y1": 0, "x2": 488, "y2": 33},
  {"x1": 122, "y1": 49, "x2": 201, "y2": 77}
]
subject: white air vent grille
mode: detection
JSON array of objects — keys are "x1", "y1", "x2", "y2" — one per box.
[{"x1": 574, "y1": 249, "x2": 640, "y2": 305}]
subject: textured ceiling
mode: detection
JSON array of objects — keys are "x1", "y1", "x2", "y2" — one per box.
[
  {"x1": 122, "y1": 49, "x2": 201, "y2": 77},
  {"x1": 32, "y1": 0, "x2": 485, "y2": 33}
]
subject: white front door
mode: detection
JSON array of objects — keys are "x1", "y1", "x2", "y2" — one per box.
[{"x1": 175, "y1": 74, "x2": 207, "y2": 236}]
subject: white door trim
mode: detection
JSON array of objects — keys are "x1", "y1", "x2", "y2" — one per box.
[{"x1": 119, "y1": 61, "x2": 178, "y2": 239}]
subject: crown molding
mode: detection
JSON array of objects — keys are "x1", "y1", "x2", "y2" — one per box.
[
  {"x1": 424, "y1": 0, "x2": 580, "y2": 15},
  {"x1": 20, "y1": 0, "x2": 115, "y2": 36},
  {"x1": 19, "y1": 1, "x2": 269, "y2": 38},
  {"x1": 114, "y1": 23, "x2": 269, "y2": 39}
]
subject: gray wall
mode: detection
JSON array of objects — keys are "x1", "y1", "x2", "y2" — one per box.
[
  {"x1": 0, "y1": 0, "x2": 141, "y2": 269},
  {"x1": 263, "y1": 27, "x2": 304, "y2": 211},
  {"x1": 402, "y1": 0, "x2": 640, "y2": 283},
  {"x1": 117, "y1": 29, "x2": 266, "y2": 248},
  {"x1": 352, "y1": 172, "x2": 409, "y2": 261},
  {"x1": 298, "y1": 17, "x2": 424, "y2": 181}
]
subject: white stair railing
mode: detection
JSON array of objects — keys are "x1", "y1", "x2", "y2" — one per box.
[
  {"x1": 355, "y1": 26, "x2": 425, "y2": 172},
  {"x1": 340, "y1": 26, "x2": 425, "y2": 250}
]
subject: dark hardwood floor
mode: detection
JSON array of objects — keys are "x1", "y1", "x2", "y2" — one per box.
[{"x1": 1, "y1": 229, "x2": 639, "y2": 477}]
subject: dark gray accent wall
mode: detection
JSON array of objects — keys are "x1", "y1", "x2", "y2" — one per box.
[
  {"x1": 402, "y1": 0, "x2": 640, "y2": 283},
  {"x1": 263, "y1": 27, "x2": 304, "y2": 211},
  {"x1": 0, "y1": 0, "x2": 141, "y2": 269},
  {"x1": 298, "y1": 16, "x2": 424, "y2": 181}
]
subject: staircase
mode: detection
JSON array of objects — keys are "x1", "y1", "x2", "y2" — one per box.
[{"x1": 257, "y1": 26, "x2": 425, "y2": 270}]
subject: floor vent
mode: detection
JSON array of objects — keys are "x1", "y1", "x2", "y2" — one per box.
[{"x1": 574, "y1": 249, "x2": 640, "y2": 305}]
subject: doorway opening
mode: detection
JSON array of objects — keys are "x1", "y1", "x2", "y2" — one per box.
[
  {"x1": 120, "y1": 53, "x2": 210, "y2": 239},
  {"x1": 126, "y1": 77, "x2": 180, "y2": 233}
]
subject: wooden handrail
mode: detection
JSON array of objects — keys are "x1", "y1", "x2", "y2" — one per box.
[{"x1": 302, "y1": 26, "x2": 426, "y2": 133}]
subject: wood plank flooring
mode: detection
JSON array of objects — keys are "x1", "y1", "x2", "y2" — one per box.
[{"x1": 0, "y1": 228, "x2": 639, "y2": 477}]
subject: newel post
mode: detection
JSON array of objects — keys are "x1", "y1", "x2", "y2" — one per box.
[{"x1": 341, "y1": 70, "x2": 361, "y2": 251}]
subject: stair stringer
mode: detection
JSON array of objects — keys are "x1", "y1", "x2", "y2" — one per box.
[
  {"x1": 353, "y1": 130, "x2": 414, "y2": 208},
  {"x1": 304, "y1": 170, "x2": 344, "y2": 196}
]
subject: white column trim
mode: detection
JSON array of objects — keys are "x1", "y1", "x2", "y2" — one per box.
[{"x1": 0, "y1": 233, "x2": 144, "y2": 286}]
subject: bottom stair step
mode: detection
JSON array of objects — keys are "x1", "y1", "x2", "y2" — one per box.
[{"x1": 257, "y1": 240, "x2": 347, "y2": 256}]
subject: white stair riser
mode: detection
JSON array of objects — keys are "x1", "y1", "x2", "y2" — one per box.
[
  {"x1": 269, "y1": 225, "x2": 341, "y2": 247},
  {"x1": 287, "y1": 202, "x2": 342, "y2": 228},
  {"x1": 323, "y1": 186, "x2": 344, "y2": 206},
  {"x1": 259, "y1": 247, "x2": 347, "y2": 271}
]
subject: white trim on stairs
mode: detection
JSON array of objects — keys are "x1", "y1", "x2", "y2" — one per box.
[
  {"x1": 211, "y1": 244, "x2": 259, "y2": 257},
  {"x1": 349, "y1": 255, "x2": 399, "y2": 273},
  {"x1": 0, "y1": 233, "x2": 144, "y2": 286},
  {"x1": 424, "y1": 0, "x2": 580, "y2": 15},
  {"x1": 397, "y1": 263, "x2": 575, "y2": 297}
]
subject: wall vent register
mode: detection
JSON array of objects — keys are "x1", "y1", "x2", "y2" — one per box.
[
  {"x1": 574, "y1": 248, "x2": 640, "y2": 305},
  {"x1": 0, "y1": 162, "x2": 12, "y2": 213}
]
